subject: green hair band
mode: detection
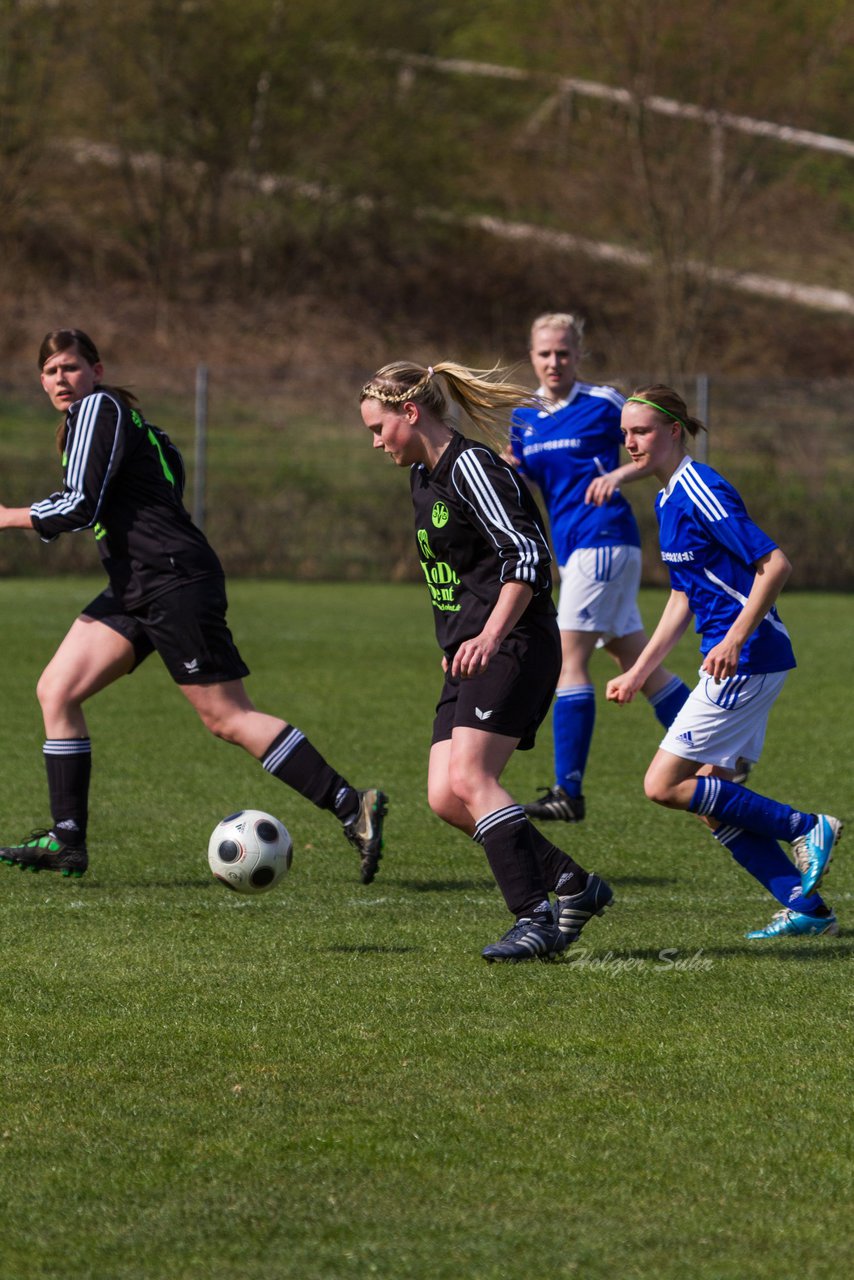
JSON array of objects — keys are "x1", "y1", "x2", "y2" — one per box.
[{"x1": 625, "y1": 396, "x2": 685, "y2": 425}]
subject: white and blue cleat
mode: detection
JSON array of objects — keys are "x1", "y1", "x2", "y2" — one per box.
[
  {"x1": 792, "y1": 814, "x2": 843, "y2": 897},
  {"x1": 746, "y1": 907, "x2": 839, "y2": 940}
]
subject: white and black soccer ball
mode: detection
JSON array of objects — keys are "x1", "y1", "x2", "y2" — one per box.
[{"x1": 208, "y1": 809, "x2": 293, "y2": 895}]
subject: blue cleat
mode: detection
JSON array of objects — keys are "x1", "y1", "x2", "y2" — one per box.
[
  {"x1": 482, "y1": 915, "x2": 562, "y2": 963},
  {"x1": 554, "y1": 873, "x2": 614, "y2": 948},
  {"x1": 792, "y1": 814, "x2": 843, "y2": 896},
  {"x1": 746, "y1": 907, "x2": 839, "y2": 940}
]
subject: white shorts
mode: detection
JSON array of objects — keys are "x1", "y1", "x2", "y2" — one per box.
[
  {"x1": 557, "y1": 544, "x2": 643, "y2": 642},
  {"x1": 660, "y1": 669, "x2": 789, "y2": 770}
]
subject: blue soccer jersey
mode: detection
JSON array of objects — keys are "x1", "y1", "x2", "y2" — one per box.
[
  {"x1": 510, "y1": 382, "x2": 640, "y2": 563},
  {"x1": 656, "y1": 457, "x2": 795, "y2": 674}
]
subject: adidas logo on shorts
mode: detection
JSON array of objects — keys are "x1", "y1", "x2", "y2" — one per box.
[{"x1": 676, "y1": 731, "x2": 694, "y2": 745}]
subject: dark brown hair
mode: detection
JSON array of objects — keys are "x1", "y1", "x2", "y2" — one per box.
[
  {"x1": 39, "y1": 329, "x2": 137, "y2": 455},
  {"x1": 38, "y1": 328, "x2": 101, "y2": 371}
]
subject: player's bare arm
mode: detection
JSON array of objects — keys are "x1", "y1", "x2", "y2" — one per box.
[
  {"x1": 607, "y1": 589, "x2": 692, "y2": 704},
  {"x1": 701, "y1": 548, "x2": 791, "y2": 681},
  {"x1": 0, "y1": 505, "x2": 37, "y2": 530},
  {"x1": 451, "y1": 581, "x2": 534, "y2": 680},
  {"x1": 585, "y1": 457, "x2": 657, "y2": 507}
]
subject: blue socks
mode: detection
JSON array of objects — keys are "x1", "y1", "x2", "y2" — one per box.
[
  {"x1": 554, "y1": 675, "x2": 690, "y2": 796},
  {"x1": 712, "y1": 825, "x2": 826, "y2": 914},
  {"x1": 647, "y1": 675, "x2": 691, "y2": 729},
  {"x1": 690, "y1": 775, "x2": 815, "y2": 843},
  {"x1": 553, "y1": 685, "x2": 595, "y2": 796}
]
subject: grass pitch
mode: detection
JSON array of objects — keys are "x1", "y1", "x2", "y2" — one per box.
[{"x1": 0, "y1": 579, "x2": 851, "y2": 1280}]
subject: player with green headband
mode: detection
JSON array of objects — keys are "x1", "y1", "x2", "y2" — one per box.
[{"x1": 608, "y1": 384, "x2": 843, "y2": 941}]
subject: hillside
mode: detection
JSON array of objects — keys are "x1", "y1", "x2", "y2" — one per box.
[{"x1": 1, "y1": 1, "x2": 852, "y2": 377}]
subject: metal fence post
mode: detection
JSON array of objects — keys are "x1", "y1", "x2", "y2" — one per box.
[
  {"x1": 193, "y1": 363, "x2": 208, "y2": 530},
  {"x1": 695, "y1": 372, "x2": 710, "y2": 462}
]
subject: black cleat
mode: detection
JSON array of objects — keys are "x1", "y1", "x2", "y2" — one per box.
[
  {"x1": 482, "y1": 915, "x2": 563, "y2": 963},
  {"x1": 343, "y1": 789, "x2": 388, "y2": 884},
  {"x1": 0, "y1": 830, "x2": 88, "y2": 878},
  {"x1": 523, "y1": 786, "x2": 586, "y2": 823},
  {"x1": 733, "y1": 756, "x2": 753, "y2": 785},
  {"x1": 554, "y1": 873, "x2": 614, "y2": 946}
]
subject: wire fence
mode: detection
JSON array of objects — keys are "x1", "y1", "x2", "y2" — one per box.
[{"x1": 1, "y1": 365, "x2": 852, "y2": 590}]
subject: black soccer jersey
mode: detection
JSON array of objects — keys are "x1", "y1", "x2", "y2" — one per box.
[
  {"x1": 410, "y1": 432, "x2": 556, "y2": 655},
  {"x1": 29, "y1": 389, "x2": 223, "y2": 609}
]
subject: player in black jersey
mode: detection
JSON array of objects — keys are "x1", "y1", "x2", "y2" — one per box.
[
  {"x1": 360, "y1": 359, "x2": 614, "y2": 962},
  {"x1": 0, "y1": 328, "x2": 386, "y2": 882}
]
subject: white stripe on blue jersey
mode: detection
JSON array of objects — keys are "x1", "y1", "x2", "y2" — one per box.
[
  {"x1": 655, "y1": 456, "x2": 795, "y2": 674},
  {"x1": 703, "y1": 568, "x2": 791, "y2": 637},
  {"x1": 674, "y1": 461, "x2": 729, "y2": 521}
]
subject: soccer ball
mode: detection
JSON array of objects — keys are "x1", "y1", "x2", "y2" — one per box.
[{"x1": 208, "y1": 809, "x2": 293, "y2": 894}]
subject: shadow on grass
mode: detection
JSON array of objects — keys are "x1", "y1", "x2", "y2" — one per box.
[
  {"x1": 650, "y1": 940, "x2": 854, "y2": 959},
  {"x1": 553, "y1": 937, "x2": 854, "y2": 962},
  {"x1": 397, "y1": 877, "x2": 496, "y2": 893},
  {"x1": 610, "y1": 874, "x2": 677, "y2": 888},
  {"x1": 114, "y1": 878, "x2": 216, "y2": 890}
]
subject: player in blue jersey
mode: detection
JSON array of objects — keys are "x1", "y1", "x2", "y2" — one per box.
[
  {"x1": 507, "y1": 313, "x2": 690, "y2": 824},
  {"x1": 607, "y1": 385, "x2": 842, "y2": 939},
  {"x1": 360, "y1": 359, "x2": 614, "y2": 962}
]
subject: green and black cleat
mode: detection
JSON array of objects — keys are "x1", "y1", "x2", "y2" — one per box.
[
  {"x1": 0, "y1": 830, "x2": 88, "y2": 878},
  {"x1": 343, "y1": 789, "x2": 388, "y2": 884}
]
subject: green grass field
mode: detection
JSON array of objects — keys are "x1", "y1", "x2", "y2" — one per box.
[{"x1": 0, "y1": 579, "x2": 851, "y2": 1280}]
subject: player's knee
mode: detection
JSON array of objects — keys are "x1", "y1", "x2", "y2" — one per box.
[
  {"x1": 428, "y1": 791, "x2": 456, "y2": 825},
  {"x1": 36, "y1": 669, "x2": 70, "y2": 719},
  {"x1": 643, "y1": 768, "x2": 674, "y2": 807},
  {"x1": 198, "y1": 708, "x2": 241, "y2": 744},
  {"x1": 446, "y1": 760, "x2": 479, "y2": 809},
  {"x1": 427, "y1": 774, "x2": 459, "y2": 822}
]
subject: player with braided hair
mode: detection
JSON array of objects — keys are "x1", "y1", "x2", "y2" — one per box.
[
  {"x1": 0, "y1": 328, "x2": 387, "y2": 883},
  {"x1": 608, "y1": 385, "x2": 843, "y2": 940},
  {"x1": 360, "y1": 359, "x2": 614, "y2": 962}
]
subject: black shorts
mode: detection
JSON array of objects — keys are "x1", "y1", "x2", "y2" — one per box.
[
  {"x1": 431, "y1": 618, "x2": 560, "y2": 751},
  {"x1": 82, "y1": 578, "x2": 250, "y2": 686}
]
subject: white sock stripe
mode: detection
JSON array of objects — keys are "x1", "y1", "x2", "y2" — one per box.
[
  {"x1": 474, "y1": 805, "x2": 526, "y2": 839},
  {"x1": 695, "y1": 775, "x2": 721, "y2": 815},
  {"x1": 262, "y1": 728, "x2": 305, "y2": 772},
  {"x1": 555, "y1": 685, "x2": 595, "y2": 702},
  {"x1": 647, "y1": 675, "x2": 684, "y2": 706},
  {"x1": 712, "y1": 824, "x2": 742, "y2": 847},
  {"x1": 43, "y1": 739, "x2": 92, "y2": 755}
]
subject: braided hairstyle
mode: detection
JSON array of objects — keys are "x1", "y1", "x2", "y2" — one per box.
[{"x1": 359, "y1": 360, "x2": 537, "y2": 452}]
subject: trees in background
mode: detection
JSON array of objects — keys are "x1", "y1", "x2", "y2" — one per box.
[{"x1": 0, "y1": 0, "x2": 851, "y2": 373}]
